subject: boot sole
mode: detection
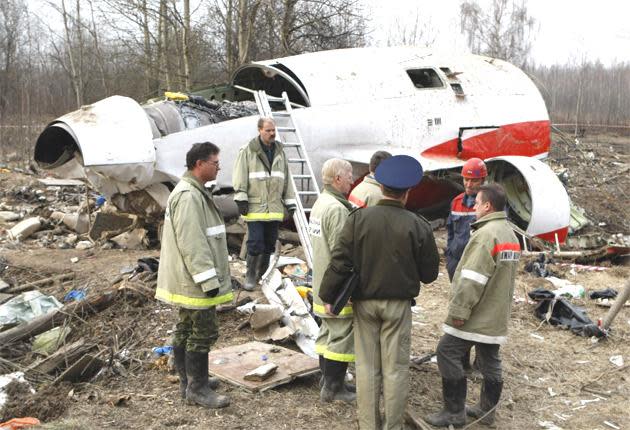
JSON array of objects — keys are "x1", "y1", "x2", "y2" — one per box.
[{"x1": 186, "y1": 397, "x2": 230, "y2": 409}]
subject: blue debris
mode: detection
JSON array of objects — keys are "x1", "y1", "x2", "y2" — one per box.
[
  {"x1": 152, "y1": 346, "x2": 173, "y2": 356},
  {"x1": 63, "y1": 289, "x2": 86, "y2": 302}
]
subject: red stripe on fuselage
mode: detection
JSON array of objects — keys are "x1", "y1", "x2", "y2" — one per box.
[
  {"x1": 421, "y1": 120, "x2": 551, "y2": 160},
  {"x1": 491, "y1": 243, "x2": 521, "y2": 256},
  {"x1": 535, "y1": 227, "x2": 569, "y2": 244}
]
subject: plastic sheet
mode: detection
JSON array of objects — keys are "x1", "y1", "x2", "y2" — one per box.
[
  {"x1": 0, "y1": 291, "x2": 63, "y2": 328},
  {"x1": 528, "y1": 288, "x2": 604, "y2": 337}
]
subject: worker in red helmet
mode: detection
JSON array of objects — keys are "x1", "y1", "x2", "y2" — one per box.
[{"x1": 446, "y1": 158, "x2": 488, "y2": 281}]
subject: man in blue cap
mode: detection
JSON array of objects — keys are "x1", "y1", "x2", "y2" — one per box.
[{"x1": 319, "y1": 155, "x2": 440, "y2": 430}]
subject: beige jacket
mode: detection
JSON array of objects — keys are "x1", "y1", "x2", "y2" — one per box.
[{"x1": 155, "y1": 172, "x2": 233, "y2": 309}]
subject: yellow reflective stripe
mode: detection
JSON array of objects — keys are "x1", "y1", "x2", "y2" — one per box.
[
  {"x1": 315, "y1": 344, "x2": 327, "y2": 355},
  {"x1": 242, "y1": 212, "x2": 284, "y2": 221},
  {"x1": 155, "y1": 288, "x2": 233, "y2": 308},
  {"x1": 324, "y1": 350, "x2": 355, "y2": 363},
  {"x1": 313, "y1": 302, "x2": 353, "y2": 316}
]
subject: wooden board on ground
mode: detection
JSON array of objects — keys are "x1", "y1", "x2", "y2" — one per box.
[{"x1": 207, "y1": 341, "x2": 318, "y2": 392}]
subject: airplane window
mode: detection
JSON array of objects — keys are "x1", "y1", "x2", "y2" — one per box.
[
  {"x1": 406, "y1": 69, "x2": 444, "y2": 89},
  {"x1": 450, "y1": 83, "x2": 465, "y2": 97}
]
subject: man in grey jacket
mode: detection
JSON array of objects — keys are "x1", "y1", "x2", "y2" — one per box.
[{"x1": 426, "y1": 183, "x2": 520, "y2": 427}]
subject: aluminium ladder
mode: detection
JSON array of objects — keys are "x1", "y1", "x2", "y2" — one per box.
[{"x1": 253, "y1": 90, "x2": 320, "y2": 269}]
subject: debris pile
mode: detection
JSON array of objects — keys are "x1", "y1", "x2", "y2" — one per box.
[{"x1": 0, "y1": 174, "x2": 155, "y2": 253}]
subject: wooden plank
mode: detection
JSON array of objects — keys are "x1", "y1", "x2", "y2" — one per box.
[
  {"x1": 207, "y1": 341, "x2": 318, "y2": 392},
  {"x1": 37, "y1": 178, "x2": 85, "y2": 187},
  {"x1": 0, "y1": 292, "x2": 13, "y2": 304},
  {"x1": 54, "y1": 353, "x2": 104, "y2": 384},
  {"x1": 28, "y1": 339, "x2": 92, "y2": 374},
  {"x1": 6, "y1": 273, "x2": 75, "y2": 294}
]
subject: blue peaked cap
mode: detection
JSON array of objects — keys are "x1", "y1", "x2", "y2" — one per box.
[{"x1": 374, "y1": 155, "x2": 424, "y2": 190}]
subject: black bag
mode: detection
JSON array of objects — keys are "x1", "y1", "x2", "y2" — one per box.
[{"x1": 331, "y1": 270, "x2": 360, "y2": 315}]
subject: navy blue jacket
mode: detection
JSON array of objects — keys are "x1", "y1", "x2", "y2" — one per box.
[{"x1": 445, "y1": 192, "x2": 476, "y2": 280}]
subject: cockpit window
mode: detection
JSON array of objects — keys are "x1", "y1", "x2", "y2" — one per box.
[{"x1": 406, "y1": 69, "x2": 444, "y2": 89}]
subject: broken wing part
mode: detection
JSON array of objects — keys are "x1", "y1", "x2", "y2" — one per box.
[{"x1": 488, "y1": 156, "x2": 570, "y2": 243}]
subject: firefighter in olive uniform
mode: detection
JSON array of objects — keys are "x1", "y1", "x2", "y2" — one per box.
[
  {"x1": 426, "y1": 183, "x2": 520, "y2": 428},
  {"x1": 233, "y1": 118, "x2": 297, "y2": 291},
  {"x1": 309, "y1": 158, "x2": 356, "y2": 403},
  {"x1": 348, "y1": 151, "x2": 391, "y2": 208},
  {"x1": 319, "y1": 155, "x2": 440, "y2": 429},
  {"x1": 156, "y1": 142, "x2": 233, "y2": 409}
]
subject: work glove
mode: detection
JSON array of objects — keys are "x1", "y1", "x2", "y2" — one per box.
[{"x1": 235, "y1": 200, "x2": 248, "y2": 216}]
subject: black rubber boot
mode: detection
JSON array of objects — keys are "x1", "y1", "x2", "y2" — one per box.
[
  {"x1": 320, "y1": 359, "x2": 356, "y2": 403},
  {"x1": 425, "y1": 378, "x2": 467, "y2": 428},
  {"x1": 318, "y1": 357, "x2": 356, "y2": 393},
  {"x1": 256, "y1": 253, "x2": 271, "y2": 282},
  {"x1": 174, "y1": 345, "x2": 188, "y2": 399},
  {"x1": 466, "y1": 379, "x2": 503, "y2": 426},
  {"x1": 243, "y1": 254, "x2": 260, "y2": 291},
  {"x1": 185, "y1": 351, "x2": 229, "y2": 409},
  {"x1": 175, "y1": 345, "x2": 220, "y2": 399}
]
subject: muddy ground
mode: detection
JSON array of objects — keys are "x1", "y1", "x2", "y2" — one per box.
[{"x1": 0, "y1": 132, "x2": 628, "y2": 430}]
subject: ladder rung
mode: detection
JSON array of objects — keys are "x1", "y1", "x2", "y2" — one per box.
[
  {"x1": 298, "y1": 191, "x2": 318, "y2": 195},
  {"x1": 289, "y1": 158, "x2": 306, "y2": 163},
  {"x1": 283, "y1": 143, "x2": 301, "y2": 147},
  {"x1": 265, "y1": 95, "x2": 284, "y2": 102},
  {"x1": 303, "y1": 208, "x2": 312, "y2": 213},
  {"x1": 292, "y1": 175, "x2": 311, "y2": 179},
  {"x1": 273, "y1": 112, "x2": 291, "y2": 117},
  {"x1": 277, "y1": 126, "x2": 296, "y2": 132}
]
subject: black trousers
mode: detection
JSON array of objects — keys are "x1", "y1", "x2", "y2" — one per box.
[
  {"x1": 246, "y1": 221, "x2": 280, "y2": 255},
  {"x1": 436, "y1": 334, "x2": 502, "y2": 381}
]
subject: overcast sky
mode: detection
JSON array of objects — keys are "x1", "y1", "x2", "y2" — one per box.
[{"x1": 363, "y1": 0, "x2": 630, "y2": 66}]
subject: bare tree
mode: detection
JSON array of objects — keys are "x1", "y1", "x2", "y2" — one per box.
[
  {"x1": 385, "y1": 10, "x2": 437, "y2": 47},
  {"x1": 460, "y1": 0, "x2": 535, "y2": 66},
  {"x1": 0, "y1": 0, "x2": 28, "y2": 112}
]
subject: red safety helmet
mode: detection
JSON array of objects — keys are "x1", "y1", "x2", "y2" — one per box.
[{"x1": 461, "y1": 158, "x2": 487, "y2": 179}]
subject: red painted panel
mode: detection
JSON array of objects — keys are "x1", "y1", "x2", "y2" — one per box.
[
  {"x1": 536, "y1": 227, "x2": 569, "y2": 244},
  {"x1": 422, "y1": 120, "x2": 551, "y2": 160}
]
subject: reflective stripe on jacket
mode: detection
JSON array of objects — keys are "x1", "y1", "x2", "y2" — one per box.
[
  {"x1": 445, "y1": 192, "x2": 476, "y2": 279},
  {"x1": 443, "y1": 211, "x2": 520, "y2": 344},
  {"x1": 348, "y1": 176, "x2": 383, "y2": 208},
  {"x1": 309, "y1": 187, "x2": 353, "y2": 318},
  {"x1": 232, "y1": 137, "x2": 296, "y2": 222},
  {"x1": 155, "y1": 172, "x2": 233, "y2": 309}
]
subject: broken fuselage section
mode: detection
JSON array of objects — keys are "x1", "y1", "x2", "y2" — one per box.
[{"x1": 34, "y1": 46, "x2": 569, "y2": 242}]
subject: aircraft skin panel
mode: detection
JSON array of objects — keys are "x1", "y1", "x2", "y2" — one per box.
[
  {"x1": 421, "y1": 120, "x2": 551, "y2": 160},
  {"x1": 489, "y1": 156, "x2": 570, "y2": 243},
  {"x1": 57, "y1": 96, "x2": 155, "y2": 166}
]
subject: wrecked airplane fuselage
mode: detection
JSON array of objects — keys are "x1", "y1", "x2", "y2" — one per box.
[{"x1": 34, "y1": 46, "x2": 569, "y2": 242}]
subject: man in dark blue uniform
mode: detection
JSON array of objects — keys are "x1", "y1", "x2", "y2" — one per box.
[{"x1": 319, "y1": 155, "x2": 439, "y2": 429}]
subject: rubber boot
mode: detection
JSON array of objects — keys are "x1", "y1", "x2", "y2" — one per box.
[
  {"x1": 466, "y1": 379, "x2": 503, "y2": 426},
  {"x1": 425, "y1": 378, "x2": 467, "y2": 428},
  {"x1": 320, "y1": 359, "x2": 356, "y2": 403},
  {"x1": 318, "y1": 356, "x2": 356, "y2": 393},
  {"x1": 243, "y1": 254, "x2": 260, "y2": 291},
  {"x1": 175, "y1": 345, "x2": 220, "y2": 399},
  {"x1": 185, "y1": 351, "x2": 230, "y2": 409},
  {"x1": 256, "y1": 253, "x2": 271, "y2": 282}
]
